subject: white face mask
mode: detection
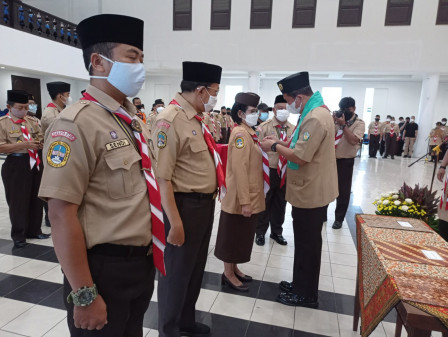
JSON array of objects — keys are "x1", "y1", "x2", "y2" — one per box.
[
  {"x1": 391, "y1": 121, "x2": 395, "y2": 125},
  {"x1": 244, "y1": 112, "x2": 259, "y2": 127},
  {"x1": 386, "y1": 118, "x2": 391, "y2": 122},
  {"x1": 28, "y1": 104, "x2": 38, "y2": 114},
  {"x1": 156, "y1": 106, "x2": 164, "y2": 114},
  {"x1": 286, "y1": 97, "x2": 302, "y2": 115},
  {"x1": 276, "y1": 109, "x2": 290, "y2": 122},
  {"x1": 200, "y1": 88, "x2": 218, "y2": 112},
  {"x1": 410, "y1": 119, "x2": 415, "y2": 123},
  {"x1": 10, "y1": 107, "x2": 27, "y2": 119},
  {"x1": 90, "y1": 55, "x2": 146, "y2": 97},
  {"x1": 63, "y1": 96, "x2": 73, "y2": 106}
]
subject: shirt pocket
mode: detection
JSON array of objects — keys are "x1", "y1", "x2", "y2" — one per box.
[
  {"x1": 8, "y1": 133, "x2": 23, "y2": 143},
  {"x1": 104, "y1": 150, "x2": 146, "y2": 199},
  {"x1": 188, "y1": 140, "x2": 210, "y2": 171}
]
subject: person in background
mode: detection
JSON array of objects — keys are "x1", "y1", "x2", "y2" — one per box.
[
  {"x1": 132, "y1": 97, "x2": 147, "y2": 123},
  {"x1": 379, "y1": 115, "x2": 391, "y2": 157},
  {"x1": 429, "y1": 122, "x2": 445, "y2": 162},
  {"x1": 224, "y1": 108, "x2": 234, "y2": 143},
  {"x1": 257, "y1": 102, "x2": 270, "y2": 128},
  {"x1": 217, "y1": 106, "x2": 227, "y2": 144},
  {"x1": 147, "y1": 98, "x2": 164, "y2": 132},
  {"x1": 383, "y1": 117, "x2": 399, "y2": 159},
  {"x1": 367, "y1": 114, "x2": 382, "y2": 158},
  {"x1": 396, "y1": 116, "x2": 406, "y2": 157},
  {"x1": 0, "y1": 90, "x2": 48, "y2": 248},
  {"x1": 332, "y1": 97, "x2": 365, "y2": 229},
  {"x1": 403, "y1": 115, "x2": 418, "y2": 158},
  {"x1": 27, "y1": 94, "x2": 39, "y2": 120},
  {"x1": 441, "y1": 118, "x2": 448, "y2": 159},
  {"x1": 41, "y1": 81, "x2": 71, "y2": 136},
  {"x1": 204, "y1": 110, "x2": 220, "y2": 143},
  {"x1": 215, "y1": 92, "x2": 265, "y2": 292},
  {"x1": 255, "y1": 95, "x2": 293, "y2": 246}
]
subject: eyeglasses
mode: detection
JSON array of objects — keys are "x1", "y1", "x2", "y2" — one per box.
[{"x1": 206, "y1": 86, "x2": 220, "y2": 95}]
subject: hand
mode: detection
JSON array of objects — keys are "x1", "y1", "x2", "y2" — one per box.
[
  {"x1": 263, "y1": 135, "x2": 277, "y2": 141},
  {"x1": 241, "y1": 204, "x2": 253, "y2": 217},
  {"x1": 438, "y1": 168, "x2": 446, "y2": 182},
  {"x1": 73, "y1": 294, "x2": 108, "y2": 331},
  {"x1": 333, "y1": 112, "x2": 346, "y2": 126},
  {"x1": 167, "y1": 224, "x2": 185, "y2": 246},
  {"x1": 24, "y1": 140, "x2": 41, "y2": 150},
  {"x1": 260, "y1": 139, "x2": 275, "y2": 152}
]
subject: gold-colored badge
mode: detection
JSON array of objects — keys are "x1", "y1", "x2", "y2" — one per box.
[
  {"x1": 278, "y1": 83, "x2": 283, "y2": 91},
  {"x1": 131, "y1": 119, "x2": 142, "y2": 133}
]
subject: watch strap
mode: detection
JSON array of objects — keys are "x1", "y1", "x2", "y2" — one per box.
[{"x1": 67, "y1": 284, "x2": 98, "y2": 307}]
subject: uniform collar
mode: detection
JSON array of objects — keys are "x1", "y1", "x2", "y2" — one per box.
[
  {"x1": 175, "y1": 93, "x2": 201, "y2": 120},
  {"x1": 241, "y1": 122, "x2": 256, "y2": 135},
  {"x1": 86, "y1": 85, "x2": 137, "y2": 116},
  {"x1": 273, "y1": 117, "x2": 288, "y2": 128},
  {"x1": 50, "y1": 102, "x2": 63, "y2": 112}
]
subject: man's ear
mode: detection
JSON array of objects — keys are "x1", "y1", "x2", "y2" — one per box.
[{"x1": 90, "y1": 53, "x2": 107, "y2": 74}]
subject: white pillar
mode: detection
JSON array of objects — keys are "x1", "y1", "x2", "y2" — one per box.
[
  {"x1": 248, "y1": 72, "x2": 261, "y2": 94},
  {"x1": 414, "y1": 74, "x2": 440, "y2": 157}
]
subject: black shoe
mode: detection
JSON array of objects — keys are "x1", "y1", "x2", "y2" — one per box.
[
  {"x1": 255, "y1": 234, "x2": 265, "y2": 246},
  {"x1": 270, "y1": 233, "x2": 287, "y2": 245},
  {"x1": 391, "y1": 156, "x2": 395, "y2": 159},
  {"x1": 27, "y1": 233, "x2": 51, "y2": 239},
  {"x1": 180, "y1": 322, "x2": 211, "y2": 337},
  {"x1": 13, "y1": 240, "x2": 27, "y2": 248},
  {"x1": 332, "y1": 221, "x2": 343, "y2": 229},
  {"x1": 383, "y1": 156, "x2": 388, "y2": 159},
  {"x1": 279, "y1": 280, "x2": 293, "y2": 293},
  {"x1": 221, "y1": 274, "x2": 249, "y2": 292},
  {"x1": 277, "y1": 293, "x2": 318, "y2": 308},
  {"x1": 236, "y1": 273, "x2": 253, "y2": 283}
]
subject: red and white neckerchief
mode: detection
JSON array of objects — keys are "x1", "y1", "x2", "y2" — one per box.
[
  {"x1": 275, "y1": 124, "x2": 288, "y2": 181},
  {"x1": 7, "y1": 114, "x2": 40, "y2": 170},
  {"x1": 374, "y1": 123, "x2": 379, "y2": 136},
  {"x1": 250, "y1": 133, "x2": 270, "y2": 196},
  {"x1": 169, "y1": 99, "x2": 227, "y2": 200},
  {"x1": 83, "y1": 93, "x2": 166, "y2": 276},
  {"x1": 335, "y1": 129, "x2": 344, "y2": 148},
  {"x1": 210, "y1": 113, "x2": 217, "y2": 136},
  {"x1": 390, "y1": 125, "x2": 396, "y2": 136}
]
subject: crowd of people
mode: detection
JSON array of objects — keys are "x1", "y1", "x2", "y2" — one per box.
[{"x1": 1, "y1": 12, "x2": 447, "y2": 337}]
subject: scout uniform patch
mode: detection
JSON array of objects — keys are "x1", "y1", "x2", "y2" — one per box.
[
  {"x1": 303, "y1": 131, "x2": 310, "y2": 141},
  {"x1": 47, "y1": 141, "x2": 71, "y2": 168},
  {"x1": 105, "y1": 139, "x2": 130, "y2": 151},
  {"x1": 157, "y1": 131, "x2": 167, "y2": 148},
  {"x1": 235, "y1": 137, "x2": 245, "y2": 149}
]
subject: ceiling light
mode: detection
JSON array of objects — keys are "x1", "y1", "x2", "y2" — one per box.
[{"x1": 0, "y1": 66, "x2": 5, "y2": 69}]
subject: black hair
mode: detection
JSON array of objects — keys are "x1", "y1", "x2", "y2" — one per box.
[
  {"x1": 7, "y1": 101, "x2": 16, "y2": 106},
  {"x1": 375, "y1": 115, "x2": 380, "y2": 117},
  {"x1": 258, "y1": 103, "x2": 269, "y2": 112},
  {"x1": 180, "y1": 80, "x2": 212, "y2": 93},
  {"x1": 285, "y1": 86, "x2": 313, "y2": 98},
  {"x1": 82, "y1": 42, "x2": 118, "y2": 74},
  {"x1": 231, "y1": 102, "x2": 248, "y2": 125},
  {"x1": 132, "y1": 97, "x2": 140, "y2": 104},
  {"x1": 226, "y1": 107, "x2": 231, "y2": 110},
  {"x1": 220, "y1": 106, "x2": 226, "y2": 110},
  {"x1": 50, "y1": 92, "x2": 66, "y2": 100},
  {"x1": 405, "y1": 117, "x2": 410, "y2": 120},
  {"x1": 443, "y1": 118, "x2": 447, "y2": 121},
  {"x1": 339, "y1": 97, "x2": 356, "y2": 110}
]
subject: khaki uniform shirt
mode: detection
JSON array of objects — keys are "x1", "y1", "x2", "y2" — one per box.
[
  {"x1": 152, "y1": 93, "x2": 217, "y2": 194},
  {"x1": 0, "y1": 115, "x2": 43, "y2": 151},
  {"x1": 203, "y1": 112, "x2": 220, "y2": 142},
  {"x1": 221, "y1": 123, "x2": 265, "y2": 215},
  {"x1": 429, "y1": 128, "x2": 445, "y2": 146},
  {"x1": 215, "y1": 113, "x2": 225, "y2": 130},
  {"x1": 38, "y1": 85, "x2": 152, "y2": 249},
  {"x1": 335, "y1": 117, "x2": 365, "y2": 159},
  {"x1": 41, "y1": 103, "x2": 63, "y2": 136},
  {"x1": 383, "y1": 123, "x2": 399, "y2": 135},
  {"x1": 368, "y1": 121, "x2": 382, "y2": 136},
  {"x1": 256, "y1": 117, "x2": 295, "y2": 169},
  {"x1": 147, "y1": 112, "x2": 157, "y2": 133},
  {"x1": 286, "y1": 106, "x2": 338, "y2": 208},
  {"x1": 381, "y1": 122, "x2": 390, "y2": 134}
]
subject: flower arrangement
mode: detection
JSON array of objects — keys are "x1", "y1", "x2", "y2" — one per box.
[{"x1": 373, "y1": 183, "x2": 439, "y2": 232}]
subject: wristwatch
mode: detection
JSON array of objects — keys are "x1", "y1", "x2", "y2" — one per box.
[
  {"x1": 67, "y1": 284, "x2": 98, "y2": 306},
  {"x1": 271, "y1": 142, "x2": 279, "y2": 152},
  {"x1": 441, "y1": 166, "x2": 446, "y2": 170}
]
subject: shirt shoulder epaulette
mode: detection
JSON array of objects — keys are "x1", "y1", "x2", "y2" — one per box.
[
  {"x1": 155, "y1": 104, "x2": 180, "y2": 123},
  {"x1": 259, "y1": 119, "x2": 272, "y2": 128},
  {"x1": 59, "y1": 100, "x2": 91, "y2": 122}
]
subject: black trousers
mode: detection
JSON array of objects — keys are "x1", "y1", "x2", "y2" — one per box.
[
  {"x1": 64, "y1": 252, "x2": 156, "y2": 337},
  {"x1": 368, "y1": 135, "x2": 380, "y2": 157},
  {"x1": 335, "y1": 158, "x2": 355, "y2": 223},
  {"x1": 430, "y1": 145, "x2": 443, "y2": 162},
  {"x1": 384, "y1": 134, "x2": 397, "y2": 157},
  {"x1": 219, "y1": 128, "x2": 228, "y2": 144},
  {"x1": 1, "y1": 156, "x2": 43, "y2": 241},
  {"x1": 439, "y1": 220, "x2": 448, "y2": 242},
  {"x1": 396, "y1": 138, "x2": 405, "y2": 156},
  {"x1": 256, "y1": 168, "x2": 287, "y2": 236},
  {"x1": 380, "y1": 139, "x2": 385, "y2": 156},
  {"x1": 158, "y1": 194, "x2": 215, "y2": 337},
  {"x1": 291, "y1": 205, "x2": 328, "y2": 297}
]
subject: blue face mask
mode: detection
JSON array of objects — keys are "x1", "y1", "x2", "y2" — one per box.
[{"x1": 260, "y1": 112, "x2": 269, "y2": 122}]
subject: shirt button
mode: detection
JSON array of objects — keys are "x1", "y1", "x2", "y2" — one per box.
[{"x1": 123, "y1": 160, "x2": 128, "y2": 165}]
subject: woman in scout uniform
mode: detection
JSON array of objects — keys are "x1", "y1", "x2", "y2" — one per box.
[
  {"x1": 429, "y1": 122, "x2": 445, "y2": 162},
  {"x1": 383, "y1": 117, "x2": 400, "y2": 159},
  {"x1": 214, "y1": 92, "x2": 265, "y2": 292}
]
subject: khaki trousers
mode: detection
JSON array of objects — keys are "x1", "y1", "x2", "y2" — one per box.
[{"x1": 404, "y1": 137, "x2": 416, "y2": 156}]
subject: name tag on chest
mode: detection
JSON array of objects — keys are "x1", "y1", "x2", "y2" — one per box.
[{"x1": 106, "y1": 139, "x2": 130, "y2": 151}]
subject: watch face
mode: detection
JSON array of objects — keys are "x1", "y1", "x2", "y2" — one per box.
[{"x1": 78, "y1": 290, "x2": 94, "y2": 304}]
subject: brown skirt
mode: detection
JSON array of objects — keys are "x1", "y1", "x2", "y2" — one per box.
[{"x1": 214, "y1": 211, "x2": 258, "y2": 264}]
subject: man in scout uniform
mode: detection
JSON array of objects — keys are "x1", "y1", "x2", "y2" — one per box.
[
  {"x1": 217, "y1": 106, "x2": 227, "y2": 144},
  {"x1": 0, "y1": 90, "x2": 49, "y2": 248},
  {"x1": 147, "y1": 98, "x2": 165, "y2": 132},
  {"x1": 27, "y1": 94, "x2": 39, "y2": 121},
  {"x1": 255, "y1": 95, "x2": 294, "y2": 246},
  {"x1": 261, "y1": 72, "x2": 338, "y2": 307},
  {"x1": 332, "y1": 97, "x2": 365, "y2": 230},
  {"x1": 429, "y1": 122, "x2": 445, "y2": 162},
  {"x1": 38, "y1": 14, "x2": 164, "y2": 336},
  {"x1": 379, "y1": 115, "x2": 391, "y2": 157},
  {"x1": 153, "y1": 61, "x2": 223, "y2": 337},
  {"x1": 41, "y1": 81, "x2": 71, "y2": 135},
  {"x1": 367, "y1": 114, "x2": 382, "y2": 158},
  {"x1": 204, "y1": 110, "x2": 220, "y2": 142},
  {"x1": 382, "y1": 117, "x2": 400, "y2": 159}
]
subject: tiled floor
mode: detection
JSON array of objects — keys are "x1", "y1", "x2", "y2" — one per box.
[{"x1": 0, "y1": 147, "x2": 446, "y2": 336}]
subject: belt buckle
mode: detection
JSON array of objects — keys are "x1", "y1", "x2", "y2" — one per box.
[{"x1": 212, "y1": 191, "x2": 218, "y2": 200}]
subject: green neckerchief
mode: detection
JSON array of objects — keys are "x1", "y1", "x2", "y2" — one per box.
[{"x1": 288, "y1": 91, "x2": 325, "y2": 170}]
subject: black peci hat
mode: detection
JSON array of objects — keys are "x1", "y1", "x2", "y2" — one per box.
[
  {"x1": 235, "y1": 92, "x2": 260, "y2": 108},
  {"x1": 182, "y1": 61, "x2": 222, "y2": 84},
  {"x1": 47, "y1": 82, "x2": 71, "y2": 97},
  {"x1": 277, "y1": 72, "x2": 310, "y2": 94},
  {"x1": 154, "y1": 99, "x2": 164, "y2": 105},
  {"x1": 274, "y1": 95, "x2": 287, "y2": 104},
  {"x1": 7, "y1": 90, "x2": 29, "y2": 104},
  {"x1": 77, "y1": 14, "x2": 144, "y2": 51}
]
